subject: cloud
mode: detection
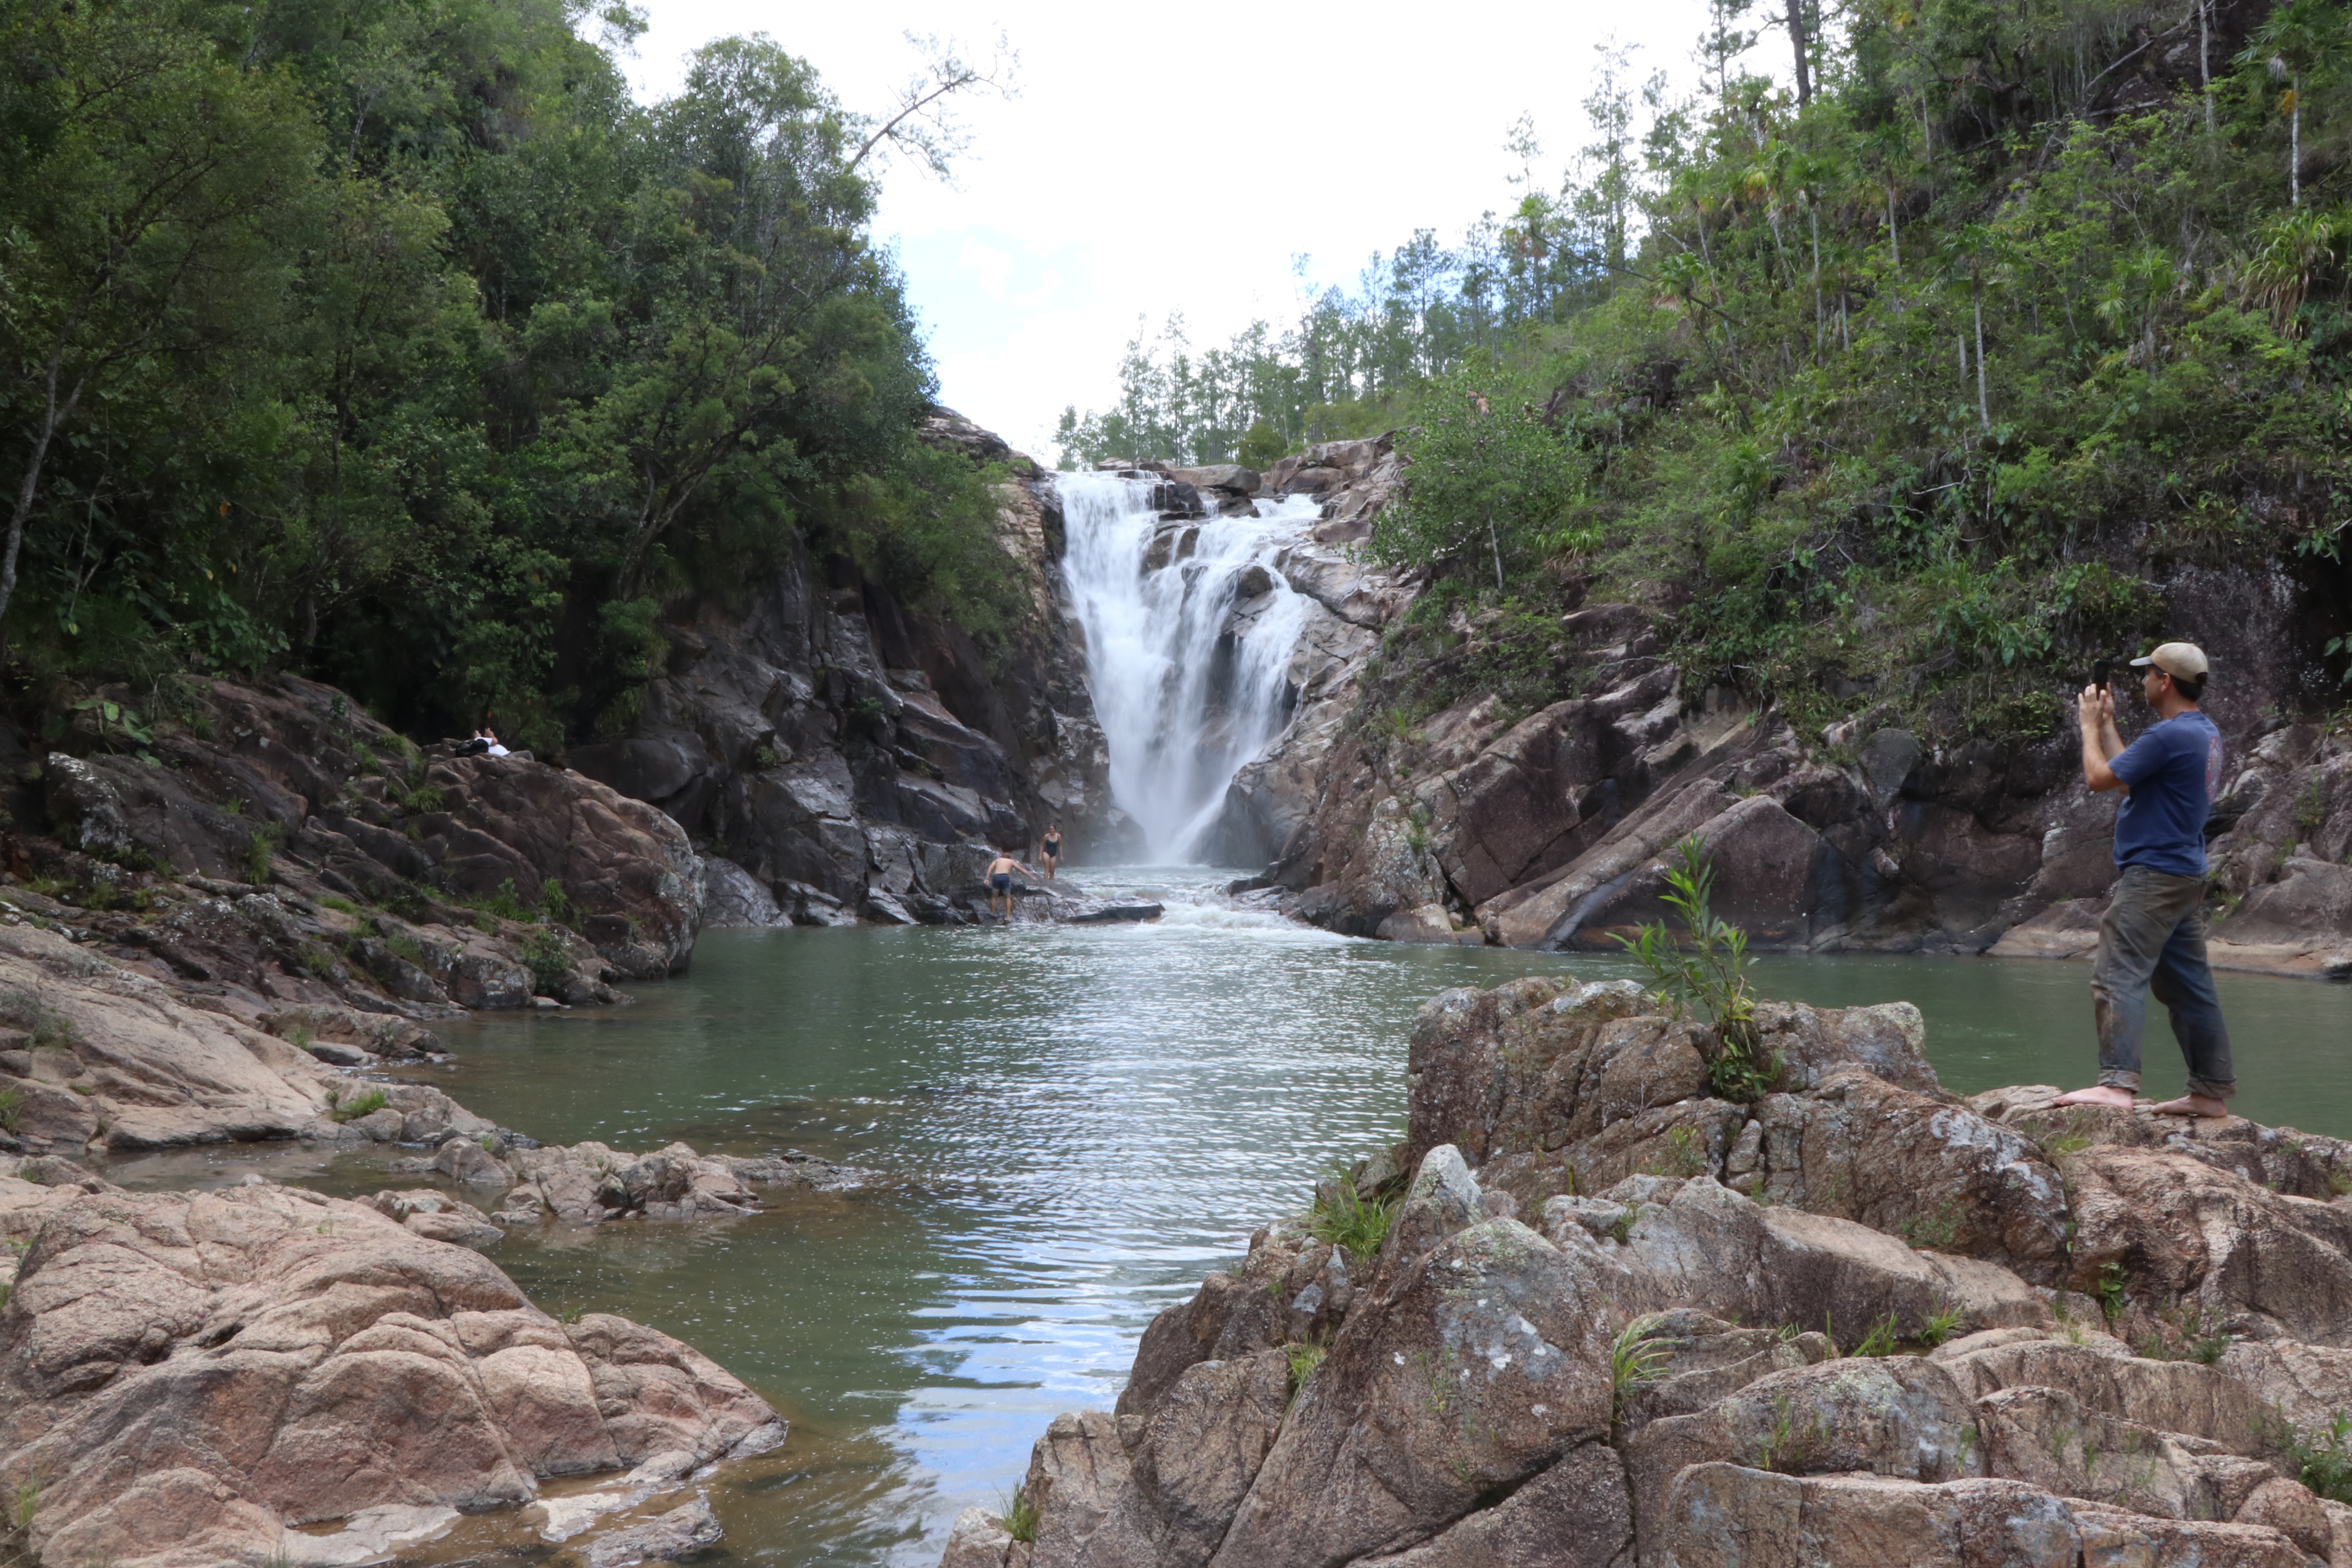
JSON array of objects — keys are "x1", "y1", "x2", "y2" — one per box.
[
  {"x1": 618, "y1": 0, "x2": 1791, "y2": 453},
  {"x1": 956, "y1": 238, "x2": 1015, "y2": 298}
]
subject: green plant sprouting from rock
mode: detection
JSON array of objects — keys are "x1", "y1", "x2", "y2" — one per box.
[
  {"x1": 1308, "y1": 1171, "x2": 1398, "y2": 1265},
  {"x1": 1616, "y1": 837, "x2": 1779, "y2": 1103},
  {"x1": 2266, "y1": 1408, "x2": 2352, "y2": 1504},
  {"x1": 1610, "y1": 1312, "x2": 1672, "y2": 1415},
  {"x1": 999, "y1": 1483, "x2": 1040, "y2": 1544},
  {"x1": 325, "y1": 1087, "x2": 388, "y2": 1125}
]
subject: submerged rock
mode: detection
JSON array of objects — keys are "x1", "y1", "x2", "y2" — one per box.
[
  {"x1": 461, "y1": 1138, "x2": 866, "y2": 1224},
  {"x1": 943, "y1": 984, "x2": 2352, "y2": 1568}
]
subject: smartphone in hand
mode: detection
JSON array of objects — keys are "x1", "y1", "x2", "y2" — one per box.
[{"x1": 2090, "y1": 658, "x2": 2112, "y2": 691}]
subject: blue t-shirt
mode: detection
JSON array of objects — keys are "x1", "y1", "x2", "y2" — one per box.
[{"x1": 2111, "y1": 711, "x2": 2223, "y2": 876}]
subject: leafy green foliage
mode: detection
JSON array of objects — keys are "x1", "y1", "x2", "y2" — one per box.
[
  {"x1": 521, "y1": 928, "x2": 573, "y2": 996},
  {"x1": 0, "y1": 1089, "x2": 22, "y2": 1132},
  {"x1": 0, "y1": 0, "x2": 1012, "y2": 747},
  {"x1": 1917, "y1": 1302, "x2": 1968, "y2": 1348},
  {"x1": 2137, "y1": 1302, "x2": 2234, "y2": 1365},
  {"x1": 1615, "y1": 837, "x2": 1779, "y2": 1102},
  {"x1": 1850, "y1": 1312, "x2": 1901, "y2": 1358},
  {"x1": 243, "y1": 832, "x2": 275, "y2": 887},
  {"x1": 2096, "y1": 1262, "x2": 2130, "y2": 1328},
  {"x1": 1376, "y1": 363, "x2": 1598, "y2": 587},
  {"x1": 1284, "y1": 1341, "x2": 1326, "y2": 1394},
  {"x1": 2268, "y1": 1409, "x2": 2352, "y2": 1504}
]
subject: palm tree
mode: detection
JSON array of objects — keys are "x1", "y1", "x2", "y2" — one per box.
[{"x1": 2238, "y1": 0, "x2": 2343, "y2": 206}]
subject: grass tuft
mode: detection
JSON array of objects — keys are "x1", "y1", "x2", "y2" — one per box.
[
  {"x1": 999, "y1": 1482, "x2": 1039, "y2": 1544},
  {"x1": 1610, "y1": 1313, "x2": 1672, "y2": 1413},
  {"x1": 1308, "y1": 1172, "x2": 1397, "y2": 1264},
  {"x1": 326, "y1": 1087, "x2": 388, "y2": 1124}
]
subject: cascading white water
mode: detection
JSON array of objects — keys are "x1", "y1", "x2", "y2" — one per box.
[{"x1": 1059, "y1": 473, "x2": 1320, "y2": 861}]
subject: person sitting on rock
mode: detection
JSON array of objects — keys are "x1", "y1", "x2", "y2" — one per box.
[
  {"x1": 2055, "y1": 642, "x2": 2233, "y2": 1119},
  {"x1": 476, "y1": 728, "x2": 511, "y2": 757},
  {"x1": 1040, "y1": 823, "x2": 1063, "y2": 880},
  {"x1": 985, "y1": 853, "x2": 1037, "y2": 922}
]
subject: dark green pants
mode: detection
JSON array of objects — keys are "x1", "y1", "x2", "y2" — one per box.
[{"x1": 2092, "y1": 865, "x2": 2235, "y2": 1100}]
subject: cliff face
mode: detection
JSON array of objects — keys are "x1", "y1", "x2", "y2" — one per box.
[
  {"x1": 570, "y1": 408, "x2": 1119, "y2": 927},
  {"x1": 1207, "y1": 450, "x2": 2352, "y2": 977},
  {"x1": 942, "y1": 978, "x2": 2352, "y2": 1568}
]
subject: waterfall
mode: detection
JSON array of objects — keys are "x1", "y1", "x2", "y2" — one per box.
[{"x1": 1059, "y1": 473, "x2": 1319, "y2": 863}]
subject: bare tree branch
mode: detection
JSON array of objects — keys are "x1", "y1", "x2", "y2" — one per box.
[{"x1": 847, "y1": 31, "x2": 1018, "y2": 183}]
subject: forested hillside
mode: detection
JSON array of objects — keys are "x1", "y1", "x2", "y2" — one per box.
[
  {"x1": 1, "y1": 0, "x2": 1014, "y2": 751},
  {"x1": 1057, "y1": 0, "x2": 2352, "y2": 739}
]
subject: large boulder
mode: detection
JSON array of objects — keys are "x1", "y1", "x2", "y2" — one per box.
[
  {"x1": 1560, "y1": 1175, "x2": 2049, "y2": 1341},
  {"x1": 0, "y1": 1174, "x2": 780, "y2": 1568},
  {"x1": 1205, "y1": 1218, "x2": 1613, "y2": 1568},
  {"x1": 1348, "y1": 1443, "x2": 1632, "y2": 1568},
  {"x1": 1402, "y1": 979, "x2": 2040, "y2": 1263},
  {"x1": 1745, "y1": 1067, "x2": 2070, "y2": 1279},
  {"x1": 0, "y1": 920, "x2": 328, "y2": 1152},
  {"x1": 2062, "y1": 1144, "x2": 2352, "y2": 1345},
  {"x1": 404, "y1": 755, "x2": 703, "y2": 979}
]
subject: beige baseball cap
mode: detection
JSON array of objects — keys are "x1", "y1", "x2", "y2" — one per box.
[{"x1": 2129, "y1": 642, "x2": 2209, "y2": 680}]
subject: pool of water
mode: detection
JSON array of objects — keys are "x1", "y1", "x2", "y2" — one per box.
[{"x1": 110, "y1": 868, "x2": 2352, "y2": 1566}]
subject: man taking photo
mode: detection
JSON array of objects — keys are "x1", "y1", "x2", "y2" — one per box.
[{"x1": 2054, "y1": 642, "x2": 2235, "y2": 1118}]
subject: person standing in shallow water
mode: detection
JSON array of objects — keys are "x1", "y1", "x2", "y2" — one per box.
[
  {"x1": 985, "y1": 852, "x2": 1037, "y2": 922},
  {"x1": 2054, "y1": 642, "x2": 2235, "y2": 1119},
  {"x1": 1039, "y1": 823, "x2": 1063, "y2": 880}
]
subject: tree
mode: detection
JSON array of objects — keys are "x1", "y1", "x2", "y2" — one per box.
[
  {"x1": 1576, "y1": 43, "x2": 1655, "y2": 281},
  {"x1": 0, "y1": 0, "x2": 320, "y2": 636},
  {"x1": 2239, "y1": 0, "x2": 2344, "y2": 206},
  {"x1": 1373, "y1": 364, "x2": 1587, "y2": 587}
]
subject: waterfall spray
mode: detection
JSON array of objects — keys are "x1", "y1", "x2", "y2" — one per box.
[{"x1": 1059, "y1": 474, "x2": 1318, "y2": 863}]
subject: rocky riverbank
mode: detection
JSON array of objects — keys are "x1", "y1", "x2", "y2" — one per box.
[
  {"x1": 943, "y1": 976, "x2": 2352, "y2": 1567},
  {"x1": 0, "y1": 823, "x2": 861, "y2": 1565}
]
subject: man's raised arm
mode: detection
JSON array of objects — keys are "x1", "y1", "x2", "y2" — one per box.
[{"x1": 2080, "y1": 685, "x2": 2126, "y2": 793}]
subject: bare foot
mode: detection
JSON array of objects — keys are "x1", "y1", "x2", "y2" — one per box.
[
  {"x1": 2148, "y1": 1094, "x2": 2229, "y2": 1118},
  {"x1": 2051, "y1": 1085, "x2": 2138, "y2": 1108}
]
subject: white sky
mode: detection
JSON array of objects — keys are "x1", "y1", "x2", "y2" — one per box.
[{"x1": 616, "y1": 1, "x2": 1780, "y2": 459}]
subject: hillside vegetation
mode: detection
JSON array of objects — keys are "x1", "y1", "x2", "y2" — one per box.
[
  {"x1": 1, "y1": 0, "x2": 1015, "y2": 750},
  {"x1": 1057, "y1": 0, "x2": 2352, "y2": 740}
]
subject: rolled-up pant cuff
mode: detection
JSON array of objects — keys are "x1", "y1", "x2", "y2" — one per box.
[
  {"x1": 2186, "y1": 1076, "x2": 2235, "y2": 1100},
  {"x1": 2098, "y1": 1070, "x2": 2142, "y2": 1092}
]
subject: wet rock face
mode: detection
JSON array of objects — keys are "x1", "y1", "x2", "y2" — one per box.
[
  {"x1": 568, "y1": 416, "x2": 1119, "y2": 926},
  {"x1": 0, "y1": 1170, "x2": 781, "y2": 1568},
  {"x1": 14, "y1": 670, "x2": 687, "y2": 1011},
  {"x1": 948, "y1": 986, "x2": 2352, "y2": 1568}
]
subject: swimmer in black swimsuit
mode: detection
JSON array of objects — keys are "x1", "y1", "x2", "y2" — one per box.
[
  {"x1": 1040, "y1": 823, "x2": 1063, "y2": 880},
  {"x1": 985, "y1": 852, "x2": 1037, "y2": 922}
]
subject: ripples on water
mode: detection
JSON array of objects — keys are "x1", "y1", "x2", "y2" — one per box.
[
  {"x1": 417, "y1": 869, "x2": 1589, "y2": 1563},
  {"x1": 109, "y1": 868, "x2": 2352, "y2": 1565}
]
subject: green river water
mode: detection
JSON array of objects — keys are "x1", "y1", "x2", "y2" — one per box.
[{"x1": 103, "y1": 867, "x2": 2352, "y2": 1566}]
